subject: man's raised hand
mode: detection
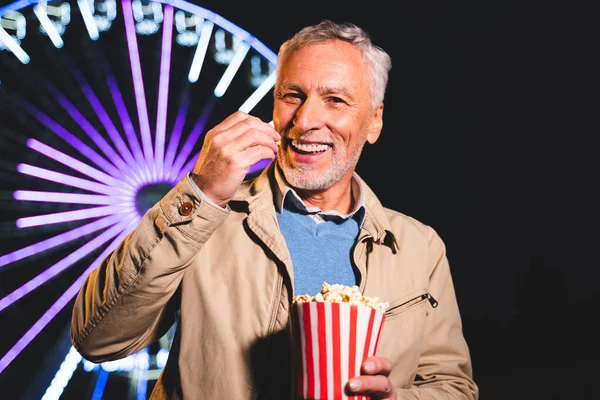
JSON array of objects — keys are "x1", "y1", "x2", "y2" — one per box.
[{"x1": 191, "y1": 111, "x2": 280, "y2": 207}]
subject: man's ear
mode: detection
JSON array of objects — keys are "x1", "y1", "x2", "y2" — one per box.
[{"x1": 366, "y1": 103, "x2": 384, "y2": 144}]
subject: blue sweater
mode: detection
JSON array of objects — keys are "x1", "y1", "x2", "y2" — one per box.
[{"x1": 277, "y1": 204, "x2": 360, "y2": 296}]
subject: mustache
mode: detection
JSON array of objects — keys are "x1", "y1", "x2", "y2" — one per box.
[{"x1": 279, "y1": 127, "x2": 333, "y2": 143}]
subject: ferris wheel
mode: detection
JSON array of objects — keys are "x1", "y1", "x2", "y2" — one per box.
[{"x1": 0, "y1": 1, "x2": 277, "y2": 397}]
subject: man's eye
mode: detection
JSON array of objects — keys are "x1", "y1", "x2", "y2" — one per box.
[
  {"x1": 280, "y1": 93, "x2": 304, "y2": 103},
  {"x1": 329, "y1": 97, "x2": 345, "y2": 104}
]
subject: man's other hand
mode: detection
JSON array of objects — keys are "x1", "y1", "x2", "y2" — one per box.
[{"x1": 346, "y1": 356, "x2": 397, "y2": 400}]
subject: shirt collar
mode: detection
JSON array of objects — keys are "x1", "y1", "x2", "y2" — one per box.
[{"x1": 274, "y1": 164, "x2": 366, "y2": 226}]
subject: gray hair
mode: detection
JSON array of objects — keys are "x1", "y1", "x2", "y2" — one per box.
[{"x1": 277, "y1": 19, "x2": 392, "y2": 109}]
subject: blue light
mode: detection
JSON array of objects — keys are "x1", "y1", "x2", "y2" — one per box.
[
  {"x1": 41, "y1": 347, "x2": 82, "y2": 400},
  {"x1": 91, "y1": 368, "x2": 109, "y2": 400}
]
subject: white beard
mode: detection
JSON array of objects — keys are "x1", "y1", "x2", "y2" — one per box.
[{"x1": 278, "y1": 143, "x2": 364, "y2": 191}]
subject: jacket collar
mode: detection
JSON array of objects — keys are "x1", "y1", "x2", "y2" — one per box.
[
  {"x1": 230, "y1": 162, "x2": 398, "y2": 251},
  {"x1": 273, "y1": 163, "x2": 366, "y2": 225}
]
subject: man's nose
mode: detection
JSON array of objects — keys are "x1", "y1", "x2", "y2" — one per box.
[{"x1": 293, "y1": 97, "x2": 325, "y2": 131}]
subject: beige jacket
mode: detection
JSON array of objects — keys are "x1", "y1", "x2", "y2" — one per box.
[{"x1": 71, "y1": 162, "x2": 478, "y2": 399}]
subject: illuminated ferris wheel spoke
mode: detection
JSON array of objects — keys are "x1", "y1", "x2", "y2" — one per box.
[
  {"x1": 20, "y1": 56, "x2": 155, "y2": 189},
  {"x1": 41, "y1": 346, "x2": 82, "y2": 400},
  {"x1": 26, "y1": 138, "x2": 136, "y2": 193},
  {"x1": 0, "y1": 213, "x2": 126, "y2": 269},
  {"x1": 17, "y1": 163, "x2": 132, "y2": 197},
  {"x1": 14, "y1": 190, "x2": 124, "y2": 205},
  {"x1": 136, "y1": 358, "x2": 150, "y2": 399},
  {"x1": 91, "y1": 368, "x2": 110, "y2": 398},
  {"x1": 102, "y1": 63, "x2": 152, "y2": 183},
  {"x1": 213, "y1": 41, "x2": 250, "y2": 98},
  {"x1": 162, "y1": 87, "x2": 191, "y2": 174},
  {"x1": 122, "y1": 0, "x2": 154, "y2": 176},
  {"x1": 0, "y1": 24, "x2": 30, "y2": 64},
  {"x1": 32, "y1": 3, "x2": 64, "y2": 49},
  {"x1": 23, "y1": 102, "x2": 133, "y2": 183},
  {"x1": 238, "y1": 70, "x2": 277, "y2": 114},
  {"x1": 15, "y1": 204, "x2": 133, "y2": 228},
  {"x1": 46, "y1": 82, "x2": 135, "y2": 180},
  {"x1": 0, "y1": 217, "x2": 137, "y2": 375},
  {"x1": 167, "y1": 100, "x2": 215, "y2": 182},
  {"x1": 72, "y1": 68, "x2": 137, "y2": 163},
  {"x1": 187, "y1": 19, "x2": 213, "y2": 84},
  {"x1": 70, "y1": 68, "x2": 144, "y2": 186},
  {"x1": 0, "y1": 215, "x2": 136, "y2": 315},
  {"x1": 76, "y1": 0, "x2": 99, "y2": 41},
  {"x1": 154, "y1": 4, "x2": 174, "y2": 178}
]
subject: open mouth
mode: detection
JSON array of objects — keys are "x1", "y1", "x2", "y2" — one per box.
[{"x1": 291, "y1": 140, "x2": 332, "y2": 154}]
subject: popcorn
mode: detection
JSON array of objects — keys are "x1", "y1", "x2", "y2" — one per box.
[
  {"x1": 292, "y1": 282, "x2": 389, "y2": 313},
  {"x1": 291, "y1": 282, "x2": 388, "y2": 399}
]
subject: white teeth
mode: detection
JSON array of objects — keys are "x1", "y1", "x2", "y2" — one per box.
[{"x1": 291, "y1": 140, "x2": 330, "y2": 153}]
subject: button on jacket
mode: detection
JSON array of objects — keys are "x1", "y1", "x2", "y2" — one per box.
[{"x1": 71, "y1": 162, "x2": 479, "y2": 399}]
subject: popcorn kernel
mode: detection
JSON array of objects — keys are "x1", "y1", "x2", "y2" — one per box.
[{"x1": 292, "y1": 282, "x2": 389, "y2": 312}]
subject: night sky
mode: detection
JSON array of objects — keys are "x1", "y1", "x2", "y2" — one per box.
[{"x1": 0, "y1": 0, "x2": 598, "y2": 399}]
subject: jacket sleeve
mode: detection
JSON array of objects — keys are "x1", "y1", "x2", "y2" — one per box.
[
  {"x1": 398, "y1": 230, "x2": 479, "y2": 400},
  {"x1": 70, "y1": 177, "x2": 229, "y2": 362}
]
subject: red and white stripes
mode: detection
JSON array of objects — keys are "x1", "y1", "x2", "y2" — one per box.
[{"x1": 293, "y1": 302, "x2": 386, "y2": 400}]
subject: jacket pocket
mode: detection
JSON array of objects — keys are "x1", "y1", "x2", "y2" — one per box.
[{"x1": 384, "y1": 290, "x2": 438, "y2": 320}]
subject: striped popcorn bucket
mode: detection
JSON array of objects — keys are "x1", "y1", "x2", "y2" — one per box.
[{"x1": 292, "y1": 301, "x2": 386, "y2": 400}]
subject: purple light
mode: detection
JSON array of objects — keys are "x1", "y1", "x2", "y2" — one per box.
[
  {"x1": 0, "y1": 214, "x2": 126, "y2": 268},
  {"x1": 175, "y1": 150, "x2": 200, "y2": 183},
  {"x1": 0, "y1": 217, "x2": 135, "y2": 314},
  {"x1": 27, "y1": 138, "x2": 134, "y2": 192},
  {"x1": 169, "y1": 107, "x2": 212, "y2": 182},
  {"x1": 72, "y1": 68, "x2": 142, "y2": 185},
  {"x1": 17, "y1": 164, "x2": 130, "y2": 197},
  {"x1": 0, "y1": 0, "x2": 288, "y2": 382},
  {"x1": 74, "y1": 68, "x2": 135, "y2": 161},
  {"x1": 248, "y1": 158, "x2": 272, "y2": 175},
  {"x1": 47, "y1": 82, "x2": 133, "y2": 177},
  {"x1": 163, "y1": 89, "x2": 190, "y2": 173},
  {"x1": 24, "y1": 103, "x2": 128, "y2": 182},
  {"x1": 13, "y1": 190, "x2": 122, "y2": 205},
  {"x1": 122, "y1": 0, "x2": 155, "y2": 175},
  {"x1": 154, "y1": 5, "x2": 175, "y2": 177},
  {"x1": 0, "y1": 220, "x2": 135, "y2": 374},
  {"x1": 104, "y1": 64, "x2": 151, "y2": 182},
  {"x1": 16, "y1": 205, "x2": 133, "y2": 228}
]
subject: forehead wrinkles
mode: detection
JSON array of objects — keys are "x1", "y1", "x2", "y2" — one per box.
[{"x1": 277, "y1": 42, "x2": 371, "y2": 104}]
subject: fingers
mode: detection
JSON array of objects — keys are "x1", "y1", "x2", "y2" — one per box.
[
  {"x1": 346, "y1": 356, "x2": 396, "y2": 399},
  {"x1": 207, "y1": 112, "x2": 280, "y2": 155},
  {"x1": 189, "y1": 111, "x2": 280, "y2": 206},
  {"x1": 347, "y1": 375, "x2": 395, "y2": 399},
  {"x1": 362, "y1": 356, "x2": 392, "y2": 376},
  {"x1": 213, "y1": 111, "x2": 280, "y2": 142},
  {"x1": 212, "y1": 110, "x2": 255, "y2": 132},
  {"x1": 233, "y1": 119, "x2": 280, "y2": 153}
]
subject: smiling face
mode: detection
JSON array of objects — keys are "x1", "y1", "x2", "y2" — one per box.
[{"x1": 273, "y1": 39, "x2": 383, "y2": 207}]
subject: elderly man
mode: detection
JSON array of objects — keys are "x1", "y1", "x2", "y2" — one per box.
[{"x1": 71, "y1": 19, "x2": 478, "y2": 400}]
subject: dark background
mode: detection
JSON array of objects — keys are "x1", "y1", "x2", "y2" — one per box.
[{"x1": 1, "y1": 0, "x2": 598, "y2": 399}]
